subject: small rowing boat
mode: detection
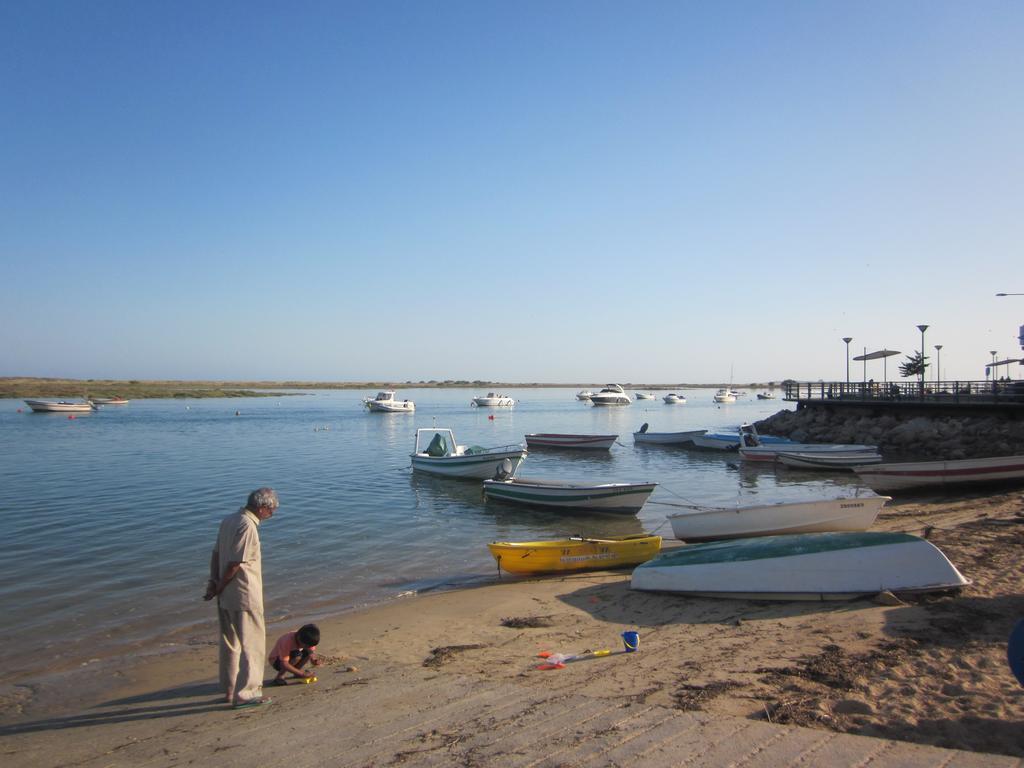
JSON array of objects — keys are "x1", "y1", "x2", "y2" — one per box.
[
  {"x1": 482, "y1": 477, "x2": 657, "y2": 515},
  {"x1": 854, "y1": 455, "x2": 1024, "y2": 492},
  {"x1": 24, "y1": 399, "x2": 95, "y2": 413},
  {"x1": 524, "y1": 433, "x2": 617, "y2": 450},
  {"x1": 777, "y1": 452, "x2": 884, "y2": 470},
  {"x1": 488, "y1": 534, "x2": 662, "y2": 575}
]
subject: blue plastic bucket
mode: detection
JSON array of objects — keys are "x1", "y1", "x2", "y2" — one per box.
[{"x1": 622, "y1": 630, "x2": 639, "y2": 653}]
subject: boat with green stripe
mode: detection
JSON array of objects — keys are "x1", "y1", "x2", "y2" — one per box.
[
  {"x1": 411, "y1": 428, "x2": 526, "y2": 480},
  {"x1": 630, "y1": 531, "x2": 969, "y2": 600},
  {"x1": 482, "y1": 476, "x2": 657, "y2": 515}
]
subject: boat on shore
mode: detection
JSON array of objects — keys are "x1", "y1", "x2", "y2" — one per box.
[
  {"x1": 23, "y1": 399, "x2": 95, "y2": 413},
  {"x1": 488, "y1": 534, "x2": 662, "y2": 575},
  {"x1": 777, "y1": 452, "x2": 884, "y2": 470},
  {"x1": 363, "y1": 391, "x2": 415, "y2": 413},
  {"x1": 854, "y1": 455, "x2": 1024, "y2": 492},
  {"x1": 589, "y1": 384, "x2": 632, "y2": 406},
  {"x1": 630, "y1": 531, "x2": 969, "y2": 600},
  {"x1": 471, "y1": 392, "x2": 515, "y2": 407},
  {"x1": 524, "y1": 433, "x2": 617, "y2": 450},
  {"x1": 666, "y1": 495, "x2": 890, "y2": 542},
  {"x1": 633, "y1": 423, "x2": 706, "y2": 445},
  {"x1": 482, "y1": 477, "x2": 657, "y2": 515},
  {"x1": 411, "y1": 428, "x2": 525, "y2": 479}
]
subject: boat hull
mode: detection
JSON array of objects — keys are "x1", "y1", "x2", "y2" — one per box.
[
  {"x1": 24, "y1": 400, "x2": 94, "y2": 413},
  {"x1": 854, "y1": 455, "x2": 1024, "y2": 492},
  {"x1": 472, "y1": 397, "x2": 515, "y2": 407},
  {"x1": 739, "y1": 444, "x2": 878, "y2": 462},
  {"x1": 367, "y1": 401, "x2": 415, "y2": 412},
  {"x1": 667, "y1": 496, "x2": 889, "y2": 541},
  {"x1": 482, "y1": 477, "x2": 657, "y2": 515},
  {"x1": 778, "y1": 452, "x2": 883, "y2": 470},
  {"x1": 411, "y1": 449, "x2": 525, "y2": 479},
  {"x1": 524, "y1": 433, "x2": 617, "y2": 450},
  {"x1": 633, "y1": 429, "x2": 707, "y2": 445},
  {"x1": 631, "y1": 531, "x2": 969, "y2": 600},
  {"x1": 489, "y1": 535, "x2": 663, "y2": 575}
]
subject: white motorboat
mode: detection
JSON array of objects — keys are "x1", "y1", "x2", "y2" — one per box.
[
  {"x1": 524, "y1": 433, "x2": 617, "y2": 450},
  {"x1": 713, "y1": 389, "x2": 737, "y2": 404},
  {"x1": 855, "y1": 455, "x2": 1024, "y2": 492},
  {"x1": 663, "y1": 393, "x2": 686, "y2": 404},
  {"x1": 576, "y1": 390, "x2": 593, "y2": 401},
  {"x1": 472, "y1": 392, "x2": 515, "y2": 407},
  {"x1": 483, "y1": 477, "x2": 657, "y2": 515},
  {"x1": 777, "y1": 452, "x2": 884, "y2": 470},
  {"x1": 23, "y1": 399, "x2": 95, "y2": 413},
  {"x1": 630, "y1": 531, "x2": 969, "y2": 600},
  {"x1": 633, "y1": 423, "x2": 706, "y2": 445},
  {"x1": 738, "y1": 423, "x2": 876, "y2": 463},
  {"x1": 590, "y1": 384, "x2": 632, "y2": 406},
  {"x1": 666, "y1": 495, "x2": 890, "y2": 542},
  {"x1": 363, "y1": 391, "x2": 415, "y2": 413},
  {"x1": 634, "y1": 392, "x2": 655, "y2": 400},
  {"x1": 411, "y1": 428, "x2": 525, "y2": 479}
]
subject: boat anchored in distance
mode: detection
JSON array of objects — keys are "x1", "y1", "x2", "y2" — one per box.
[
  {"x1": 634, "y1": 392, "x2": 655, "y2": 400},
  {"x1": 411, "y1": 428, "x2": 525, "y2": 479},
  {"x1": 713, "y1": 389, "x2": 738, "y2": 404},
  {"x1": 471, "y1": 392, "x2": 515, "y2": 407},
  {"x1": 363, "y1": 391, "x2": 415, "y2": 413},
  {"x1": 23, "y1": 399, "x2": 95, "y2": 413},
  {"x1": 90, "y1": 397, "x2": 129, "y2": 406},
  {"x1": 576, "y1": 390, "x2": 593, "y2": 401},
  {"x1": 589, "y1": 384, "x2": 632, "y2": 406},
  {"x1": 663, "y1": 393, "x2": 686, "y2": 404}
]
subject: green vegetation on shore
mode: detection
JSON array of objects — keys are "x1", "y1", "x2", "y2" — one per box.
[{"x1": 1, "y1": 377, "x2": 781, "y2": 399}]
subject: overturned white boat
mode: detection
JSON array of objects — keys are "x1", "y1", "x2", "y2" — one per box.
[
  {"x1": 666, "y1": 495, "x2": 890, "y2": 542},
  {"x1": 411, "y1": 428, "x2": 525, "y2": 479},
  {"x1": 631, "y1": 531, "x2": 969, "y2": 600}
]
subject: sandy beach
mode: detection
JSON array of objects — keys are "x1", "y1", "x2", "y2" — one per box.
[{"x1": 3, "y1": 489, "x2": 1023, "y2": 767}]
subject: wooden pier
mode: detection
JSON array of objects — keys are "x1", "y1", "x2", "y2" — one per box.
[{"x1": 783, "y1": 379, "x2": 1024, "y2": 415}]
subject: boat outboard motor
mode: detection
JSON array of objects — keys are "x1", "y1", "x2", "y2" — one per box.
[
  {"x1": 493, "y1": 457, "x2": 514, "y2": 481},
  {"x1": 639, "y1": 423, "x2": 649, "y2": 434}
]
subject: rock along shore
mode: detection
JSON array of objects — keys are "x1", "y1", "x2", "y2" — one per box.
[{"x1": 755, "y1": 406, "x2": 1024, "y2": 461}]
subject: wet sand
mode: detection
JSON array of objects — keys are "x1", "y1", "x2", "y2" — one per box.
[{"x1": 2, "y1": 490, "x2": 1023, "y2": 766}]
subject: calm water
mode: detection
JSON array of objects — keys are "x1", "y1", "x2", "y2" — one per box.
[{"x1": 0, "y1": 387, "x2": 862, "y2": 675}]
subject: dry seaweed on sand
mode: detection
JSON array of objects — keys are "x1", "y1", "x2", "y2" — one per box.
[
  {"x1": 423, "y1": 644, "x2": 485, "y2": 668},
  {"x1": 673, "y1": 680, "x2": 743, "y2": 711},
  {"x1": 500, "y1": 616, "x2": 553, "y2": 629}
]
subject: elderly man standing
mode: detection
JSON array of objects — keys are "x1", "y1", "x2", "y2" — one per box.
[{"x1": 204, "y1": 487, "x2": 278, "y2": 708}]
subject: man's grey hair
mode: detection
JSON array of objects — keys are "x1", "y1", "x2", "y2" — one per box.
[{"x1": 246, "y1": 487, "x2": 279, "y2": 511}]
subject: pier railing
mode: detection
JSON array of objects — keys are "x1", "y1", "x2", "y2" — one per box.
[{"x1": 783, "y1": 380, "x2": 1024, "y2": 404}]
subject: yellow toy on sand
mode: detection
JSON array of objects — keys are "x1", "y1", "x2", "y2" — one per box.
[{"x1": 487, "y1": 534, "x2": 662, "y2": 575}]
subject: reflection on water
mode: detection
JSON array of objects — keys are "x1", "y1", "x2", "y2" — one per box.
[{"x1": 0, "y1": 387, "x2": 866, "y2": 675}]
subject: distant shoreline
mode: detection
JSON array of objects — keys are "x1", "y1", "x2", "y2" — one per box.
[{"x1": 0, "y1": 377, "x2": 783, "y2": 399}]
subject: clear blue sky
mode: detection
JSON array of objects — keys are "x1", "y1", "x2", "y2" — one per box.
[{"x1": 1, "y1": 1, "x2": 1021, "y2": 383}]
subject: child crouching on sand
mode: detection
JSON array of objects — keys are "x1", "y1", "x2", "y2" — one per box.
[{"x1": 269, "y1": 624, "x2": 320, "y2": 685}]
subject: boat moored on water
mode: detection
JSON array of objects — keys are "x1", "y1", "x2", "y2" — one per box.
[
  {"x1": 363, "y1": 391, "x2": 415, "y2": 413},
  {"x1": 411, "y1": 428, "x2": 525, "y2": 479},
  {"x1": 576, "y1": 390, "x2": 593, "y2": 401},
  {"x1": 482, "y1": 476, "x2": 657, "y2": 515},
  {"x1": 524, "y1": 433, "x2": 617, "y2": 450},
  {"x1": 630, "y1": 531, "x2": 969, "y2": 600},
  {"x1": 666, "y1": 495, "x2": 890, "y2": 542},
  {"x1": 589, "y1": 384, "x2": 632, "y2": 406},
  {"x1": 713, "y1": 389, "x2": 738, "y2": 404},
  {"x1": 90, "y1": 397, "x2": 129, "y2": 406},
  {"x1": 634, "y1": 392, "x2": 655, "y2": 400},
  {"x1": 777, "y1": 452, "x2": 884, "y2": 470},
  {"x1": 488, "y1": 535, "x2": 662, "y2": 575},
  {"x1": 756, "y1": 392, "x2": 775, "y2": 400},
  {"x1": 23, "y1": 399, "x2": 95, "y2": 413},
  {"x1": 854, "y1": 455, "x2": 1024, "y2": 492},
  {"x1": 663, "y1": 393, "x2": 686, "y2": 404},
  {"x1": 738, "y1": 424, "x2": 876, "y2": 463},
  {"x1": 633, "y1": 423, "x2": 706, "y2": 445},
  {"x1": 472, "y1": 392, "x2": 515, "y2": 407}
]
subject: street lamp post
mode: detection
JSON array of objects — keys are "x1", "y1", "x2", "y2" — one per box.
[
  {"x1": 842, "y1": 337, "x2": 852, "y2": 392},
  {"x1": 934, "y1": 345, "x2": 942, "y2": 385},
  {"x1": 991, "y1": 350, "x2": 998, "y2": 381},
  {"x1": 917, "y1": 325, "x2": 929, "y2": 395}
]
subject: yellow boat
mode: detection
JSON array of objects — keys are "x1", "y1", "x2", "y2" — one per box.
[{"x1": 487, "y1": 534, "x2": 663, "y2": 575}]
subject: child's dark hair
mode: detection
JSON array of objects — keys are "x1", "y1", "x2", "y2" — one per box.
[{"x1": 297, "y1": 624, "x2": 320, "y2": 647}]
